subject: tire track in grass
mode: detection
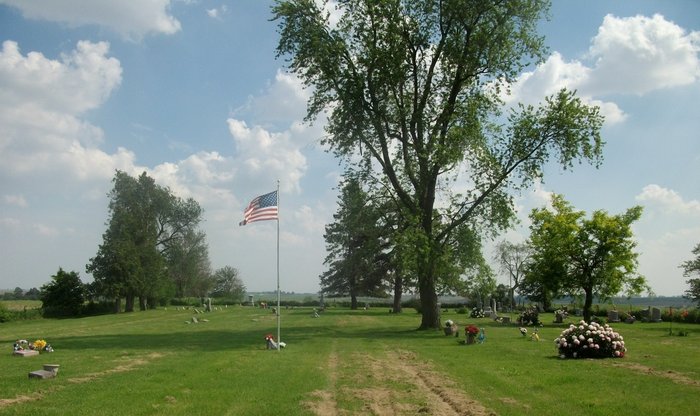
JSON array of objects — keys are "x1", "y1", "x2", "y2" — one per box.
[
  {"x1": 303, "y1": 340, "x2": 339, "y2": 414},
  {"x1": 304, "y1": 346, "x2": 494, "y2": 415},
  {"x1": 381, "y1": 350, "x2": 494, "y2": 416},
  {"x1": 611, "y1": 361, "x2": 700, "y2": 388}
]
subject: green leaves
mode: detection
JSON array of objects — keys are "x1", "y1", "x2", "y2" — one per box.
[
  {"x1": 274, "y1": 0, "x2": 608, "y2": 328},
  {"x1": 87, "y1": 171, "x2": 206, "y2": 310},
  {"x1": 527, "y1": 194, "x2": 648, "y2": 321},
  {"x1": 682, "y1": 243, "x2": 700, "y2": 304}
]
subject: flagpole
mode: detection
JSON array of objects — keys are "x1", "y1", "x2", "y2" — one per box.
[{"x1": 276, "y1": 180, "x2": 281, "y2": 352}]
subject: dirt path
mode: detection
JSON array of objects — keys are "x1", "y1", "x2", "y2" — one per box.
[
  {"x1": 303, "y1": 347, "x2": 495, "y2": 416},
  {"x1": 612, "y1": 361, "x2": 700, "y2": 387}
]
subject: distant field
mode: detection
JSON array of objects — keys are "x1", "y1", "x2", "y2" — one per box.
[
  {"x1": 0, "y1": 300, "x2": 41, "y2": 311},
  {"x1": 1, "y1": 305, "x2": 698, "y2": 415}
]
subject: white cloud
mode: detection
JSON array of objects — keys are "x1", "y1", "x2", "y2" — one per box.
[
  {"x1": 501, "y1": 14, "x2": 699, "y2": 125},
  {"x1": 0, "y1": 0, "x2": 181, "y2": 40},
  {"x1": 226, "y1": 119, "x2": 307, "y2": 194},
  {"x1": 636, "y1": 184, "x2": 700, "y2": 216},
  {"x1": 633, "y1": 185, "x2": 700, "y2": 295},
  {"x1": 0, "y1": 40, "x2": 121, "y2": 115},
  {"x1": 0, "y1": 40, "x2": 128, "y2": 181},
  {"x1": 32, "y1": 223, "x2": 58, "y2": 237},
  {"x1": 583, "y1": 14, "x2": 700, "y2": 96},
  {"x1": 206, "y1": 5, "x2": 228, "y2": 20},
  {"x1": 236, "y1": 70, "x2": 311, "y2": 128},
  {"x1": 3, "y1": 194, "x2": 27, "y2": 207},
  {"x1": 501, "y1": 52, "x2": 626, "y2": 125},
  {"x1": 0, "y1": 217, "x2": 21, "y2": 229}
]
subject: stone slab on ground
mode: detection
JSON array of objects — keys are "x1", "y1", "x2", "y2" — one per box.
[
  {"x1": 28, "y1": 370, "x2": 56, "y2": 379},
  {"x1": 13, "y1": 350, "x2": 39, "y2": 357}
]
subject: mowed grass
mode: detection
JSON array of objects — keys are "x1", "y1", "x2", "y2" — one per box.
[{"x1": 0, "y1": 306, "x2": 698, "y2": 415}]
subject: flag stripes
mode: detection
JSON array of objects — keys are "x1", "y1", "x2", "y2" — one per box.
[{"x1": 239, "y1": 190, "x2": 278, "y2": 225}]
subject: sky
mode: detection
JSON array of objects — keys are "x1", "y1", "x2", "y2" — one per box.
[{"x1": 0, "y1": 0, "x2": 698, "y2": 297}]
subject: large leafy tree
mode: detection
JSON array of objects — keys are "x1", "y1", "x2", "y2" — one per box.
[
  {"x1": 274, "y1": 0, "x2": 604, "y2": 328},
  {"x1": 87, "y1": 171, "x2": 203, "y2": 312},
  {"x1": 320, "y1": 177, "x2": 390, "y2": 309},
  {"x1": 682, "y1": 243, "x2": 700, "y2": 304},
  {"x1": 527, "y1": 195, "x2": 648, "y2": 321}
]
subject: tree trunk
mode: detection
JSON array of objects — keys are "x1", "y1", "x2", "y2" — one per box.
[
  {"x1": 138, "y1": 296, "x2": 147, "y2": 311},
  {"x1": 350, "y1": 290, "x2": 358, "y2": 310},
  {"x1": 125, "y1": 294, "x2": 135, "y2": 312},
  {"x1": 542, "y1": 291, "x2": 552, "y2": 312},
  {"x1": 418, "y1": 267, "x2": 440, "y2": 329},
  {"x1": 392, "y1": 274, "x2": 403, "y2": 313},
  {"x1": 583, "y1": 287, "x2": 593, "y2": 323},
  {"x1": 113, "y1": 297, "x2": 122, "y2": 313}
]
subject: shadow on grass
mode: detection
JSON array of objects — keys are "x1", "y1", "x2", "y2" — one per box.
[{"x1": 8, "y1": 312, "x2": 437, "y2": 353}]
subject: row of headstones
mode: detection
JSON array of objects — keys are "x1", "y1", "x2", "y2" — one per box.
[{"x1": 608, "y1": 307, "x2": 662, "y2": 323}]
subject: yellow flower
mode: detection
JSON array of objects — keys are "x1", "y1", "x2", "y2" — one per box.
[{"x1": 33, "y1": 339, "x2": 47, "y2": 350}]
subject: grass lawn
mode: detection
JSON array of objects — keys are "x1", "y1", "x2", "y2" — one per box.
[{"x1": 1, "y1": 306, "x2": 698, "y2": 415}]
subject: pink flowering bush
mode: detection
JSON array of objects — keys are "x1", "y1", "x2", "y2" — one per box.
[{"x1": 555, "y1": 320, "x2": 626, "y2": 359}]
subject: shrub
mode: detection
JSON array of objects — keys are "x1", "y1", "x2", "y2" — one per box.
[
  {"x1": 555, "y1": 320, "x2": 626, "y2": 359},
  {"x1": 40, "y1": 268, "x2": 86, "y2": 317},
  {"x1": 0, "y1": 303, "x2": 10, "y2": 323}
]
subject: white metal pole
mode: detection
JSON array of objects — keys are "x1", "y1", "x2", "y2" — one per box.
[{"x1": 276, "y1": 180, "x2": 281, "y2": 351}]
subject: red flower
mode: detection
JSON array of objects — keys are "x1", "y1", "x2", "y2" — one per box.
[{"x1": 466, "y1": 325, "x2": 480, "y2": 335}]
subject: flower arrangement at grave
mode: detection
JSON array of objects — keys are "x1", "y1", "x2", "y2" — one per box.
[
  {"x1": 555, "y1": 320, "x2": 625, "y2": 359},
  {"x1": 518, "y1": 308, "x2": 540, "y2": 326},
  {"x1": 464, "y1": 324, "x2": 480, "y2": 345},
  {"x1": 466, "y1": 325, "x2": 480, "y2": 335},
  {"x1": 470, "y1": 307, "x2": 484, "y2": 318},
  {"x1": 32, "y1": 339, "x2": 47, "y2": 350},
  {"x1": 444, "y1": 319, "x2": 458, "y2": 336},
  {"x1": 13, "y1": 339, "x2": 53, "y2": 353},
  {"x1": 554, "y1": 309, "x2": 568, "y2": 321}
]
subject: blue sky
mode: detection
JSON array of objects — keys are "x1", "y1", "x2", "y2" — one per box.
[{"x1": 0, "y1": 0, "x2": 698, "y2": 297}]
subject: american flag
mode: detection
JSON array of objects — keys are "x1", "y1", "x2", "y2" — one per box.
[{"x1": 239, "y1": 190, "x2": 278, "y2": 225}]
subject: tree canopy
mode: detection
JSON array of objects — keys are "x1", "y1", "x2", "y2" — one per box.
[
  {"x1": 320, "y1": 177, "x2": 391, "y2": 309},
  {"x1": 274, "y1": 0, "x2": 604, "y2": 328},
  {"x1": 526, "y1": 195, "x2": 648, "y2": 322},
  {"x1": 682, "y1": 243, "x2": 700, "y2": 304},
  {"x1": 210, "y1": 266, "x2": 246, "y2": 302},
  {"x1": 87, "y1": 171, "x2": 205, "y2": 312}
]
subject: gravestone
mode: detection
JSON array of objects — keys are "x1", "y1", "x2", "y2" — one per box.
[
  {"x1": 650, "y1": 307, "x2": 662, "y2": 322},
  {"x1": 29, "y1": 364, "x2": 59, "y2": 379},
  {"x1": 14, "y1": 350, "x2": 39, "y2": 357},
  {"x1": 608, "y1": 310, "x2": 620, "y2": 322},
  {"x1": 554, "y1": 312, "x2": 564, "y2": 323}
]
